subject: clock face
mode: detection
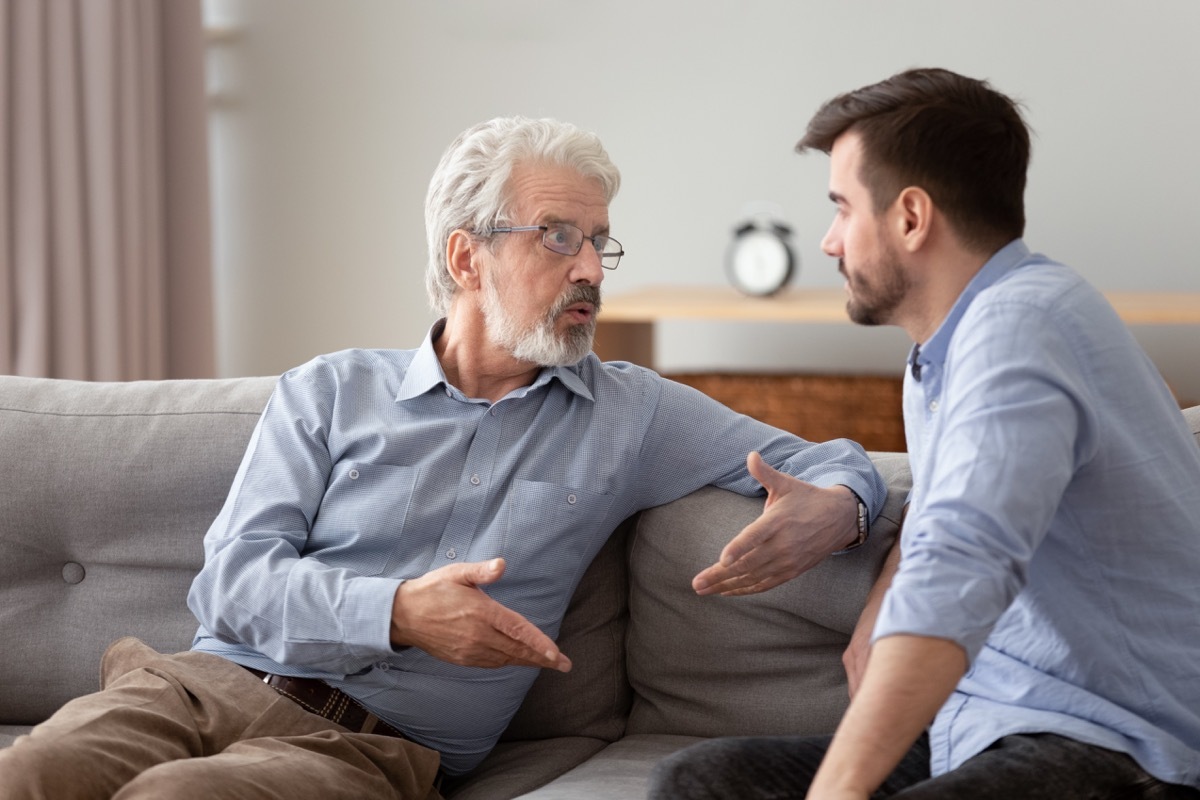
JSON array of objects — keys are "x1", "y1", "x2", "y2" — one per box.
[{"x1": 727, "y1": 228, "x2": 793, "y2": 296}]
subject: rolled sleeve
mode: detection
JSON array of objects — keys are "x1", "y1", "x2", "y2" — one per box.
[{"x1": 875, "y1": 301, "x2": 1091, "y2": 662}]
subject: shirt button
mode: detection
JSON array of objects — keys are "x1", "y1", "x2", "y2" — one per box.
[
  {"x1": 470, "y1": 474, "x2": 481, "y2": 485},
  {"x1": 446, "y1": 547, "x2": 457, "y2": 559},
  {"x1": 567, "y1": 494, "x2": 577, "y2": 505},
  {"x1": 378, "y1": 662, "x2": 391, "y2": 671},
  {"x1": 348, "y1": 469, "x2": 359, "y2": 479},
  {"x1": 929, "y1": 400, "x2": 939, "y2": 412}
]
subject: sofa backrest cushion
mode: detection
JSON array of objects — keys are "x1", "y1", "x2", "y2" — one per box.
[
  {"x1": 499, "y1": 516, "x2": 634, "y2": 744},
  {"x1": 624, "y1": 452, "x2": 912, "y2": 737},
  {"x1": 1185, "y1": 405, "x2": 1200, "y2": 449},
  {"x1": 0, "y1": 376, "x2": 275, "y2": 725}
]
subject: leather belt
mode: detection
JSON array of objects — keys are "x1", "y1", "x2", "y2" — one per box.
[{"x1": 242, "y1": 666, "x2": 408, "y2": 740}]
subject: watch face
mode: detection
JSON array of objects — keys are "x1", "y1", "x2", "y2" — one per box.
[{"x1": 727, "y1": 228, "x2": 793, "y2": 296}]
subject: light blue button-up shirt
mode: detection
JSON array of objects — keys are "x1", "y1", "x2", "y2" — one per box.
[
  {"x1": 189, "y1": 323, "x2": 885, "y2": 774},
  {"x1": 876, "y1": 240, "x2": 1200, "y2": 786}
]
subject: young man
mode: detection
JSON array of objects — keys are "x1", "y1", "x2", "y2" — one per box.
[
  {"x1": 649, "y1": 68, "x2": 1200, "y2": 799},
  {"x1": 0, "y1": 116, "x2": 884, "y2": 800}
]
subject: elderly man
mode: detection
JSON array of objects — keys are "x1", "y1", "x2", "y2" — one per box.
[
  {"x1": 0, "y1": 116, "x2": 884, "y2": 800},
  {"x1": 649, "y1": 69, "x2": 1200, "y2": 800}
]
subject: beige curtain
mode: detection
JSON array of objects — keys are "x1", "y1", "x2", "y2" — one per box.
[{"x1": 1, "y1": 0, "x2": 214, "y2": 380}]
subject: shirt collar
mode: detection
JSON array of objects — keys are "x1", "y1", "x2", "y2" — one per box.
[
  {"x1": 396, "y1": 319, "x2": 595, "y2": 404},
  {"x1": 911, "y1": 238, "x2": 1032, "y2": 378},
  {"x1": 392, "y1": 320, "x2": 445, "y2": 401}
]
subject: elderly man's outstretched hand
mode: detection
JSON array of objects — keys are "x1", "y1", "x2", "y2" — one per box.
[
  {"x1": 390, "y1": 558, "x2": 572, "y2": 672},
  {"x1": 691, "y1": 452, "x2": 859, "y2": 596}
]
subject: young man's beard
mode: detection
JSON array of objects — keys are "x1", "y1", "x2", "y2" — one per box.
[
  {"x1": 842, "y1": 242, "x2": 909, "y2": 327},
  {"x1": 481, "y1": 272, "x2": 601, "y2": 367}
]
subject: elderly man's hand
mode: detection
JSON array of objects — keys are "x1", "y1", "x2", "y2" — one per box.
[
  {"x1": 692, "y1": 452, "x2": 859, "y2": 596},
  {"x1": 389, "y1": 558, "x2": 572, "y2": 672}
]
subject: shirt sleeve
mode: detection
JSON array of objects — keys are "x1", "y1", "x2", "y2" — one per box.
[
  {"x1": 874, "y1": 298, "x2": 1099, "y2": 662},
  {"x1": 187, "y1": 361, "x2": 401, "y2": 674},
  {"x1": 631, "y1": 369, "x2": 887, "y2": 518}
]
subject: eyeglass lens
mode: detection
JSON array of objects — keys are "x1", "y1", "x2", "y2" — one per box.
[{"x1": 543, "y1": 223, "x2": 623, "y2": 269}]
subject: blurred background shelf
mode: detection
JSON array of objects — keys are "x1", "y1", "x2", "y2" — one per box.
[{"x1": 597, "y1": 287, "x2": 1200, "y2": 452}]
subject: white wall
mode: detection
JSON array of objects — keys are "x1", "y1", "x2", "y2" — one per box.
[{"x1": 203, "y1": 0, "x2": 1200, "y2": 401}]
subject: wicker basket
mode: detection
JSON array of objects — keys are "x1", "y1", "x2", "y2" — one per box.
[{"x1": 668, "y1": 372, "x2": 906, "y2": 453}]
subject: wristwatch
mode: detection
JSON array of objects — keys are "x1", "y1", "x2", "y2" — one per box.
[{"x1": 834, "y1": 489, "x2": 869, "y2": 554}]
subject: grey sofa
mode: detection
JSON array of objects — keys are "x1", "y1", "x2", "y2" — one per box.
[{"x1": 5, "y1": 375, "x2": 1193, "y2": 798}]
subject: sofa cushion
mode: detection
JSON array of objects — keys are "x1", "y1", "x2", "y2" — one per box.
[
  {"x1": 442, "y1": 737, "x2": 609, "y2": 800},
  {"x1": 0, "y1": 375, "x2": 275, "y2": 725},
  {"x1": 499, "y1": 516, "x2": 634, "y2": 744},
  {"x1": 453, "y1": 517, "x2": 637, "y2": 795},
  {"x1": 624, "y1": 452, "x2": 911, "y2": 738},
  {"x1": 509, "y1": 734, "x2": 703, "y2": 800},
  {"x1": 1185, "y1": 405, "x2": 1200, "y2": 448}
]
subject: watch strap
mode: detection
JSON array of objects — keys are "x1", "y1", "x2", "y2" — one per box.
[{"x1": 833, "y1": 488, "x2": 869, "y2": 554}]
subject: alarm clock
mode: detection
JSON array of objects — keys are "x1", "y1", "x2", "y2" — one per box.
[{"x1": 724, "y1": 217, "x2": 797, "y2": 297}]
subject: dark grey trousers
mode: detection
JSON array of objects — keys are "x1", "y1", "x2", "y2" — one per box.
[{"x1": 648, "y1": 732, "x2": 1200, "y2": 800}]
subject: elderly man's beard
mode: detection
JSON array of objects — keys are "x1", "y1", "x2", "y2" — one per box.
[{"x1": 481, "y1": 272, "x2": 601, "y2": 367}]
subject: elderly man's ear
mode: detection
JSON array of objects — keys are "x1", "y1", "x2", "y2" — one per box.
[{"x1": 446, "y1": 229, "x2": 483, "y2": 292}]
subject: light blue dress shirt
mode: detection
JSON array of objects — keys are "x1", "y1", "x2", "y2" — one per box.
[
  {"x1": 875, "y1": 240, "x2": 1200, "y2": 786},
  {"x1": 189, "y1": 322, "x2": 885, "y2": 775}
]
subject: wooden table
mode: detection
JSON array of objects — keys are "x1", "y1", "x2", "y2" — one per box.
[{"x1": 593, "y1": 285, "x2": 1200, "y2": 367}]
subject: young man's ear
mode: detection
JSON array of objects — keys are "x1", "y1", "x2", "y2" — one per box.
[
  {"x1": 894, "y1": 187, "x2": 933, "y2": 252},
  {"x1": 446, "y1": 229, "x2": 483, "y2": 291}
]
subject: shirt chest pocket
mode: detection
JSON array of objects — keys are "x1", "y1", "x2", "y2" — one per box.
[
  {"x1": 484, "y1": 479, "x2": 615, "y2": 626},
  {"x1": 308, "y1": 462, "x2": 420, "y2": 575}
]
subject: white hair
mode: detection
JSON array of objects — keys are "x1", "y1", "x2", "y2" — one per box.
[{"x1": 423, "y1": 116, "x2": 621, "y2": 315}]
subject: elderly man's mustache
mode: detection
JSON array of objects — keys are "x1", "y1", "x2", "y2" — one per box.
[{"x1": 551, "y1": 285, "x2": 602, "y2": 317}]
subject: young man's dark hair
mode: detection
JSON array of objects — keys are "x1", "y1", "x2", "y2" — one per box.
[{"x1": 796, "y1": 67, "x2": 1030, "y2": 254}]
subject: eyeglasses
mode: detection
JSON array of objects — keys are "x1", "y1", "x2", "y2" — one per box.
[{"x1": 486, "y1": 223, "x2": 624, "y2": 270}]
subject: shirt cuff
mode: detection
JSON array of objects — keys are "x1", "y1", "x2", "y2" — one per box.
[{"x1": 339, "y1": 576, "x2": 405, "y2": 659}]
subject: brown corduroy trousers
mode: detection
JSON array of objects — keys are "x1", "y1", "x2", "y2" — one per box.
[{"x1": 0, "y1": 638, "x2": 443, "y2": 800}]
